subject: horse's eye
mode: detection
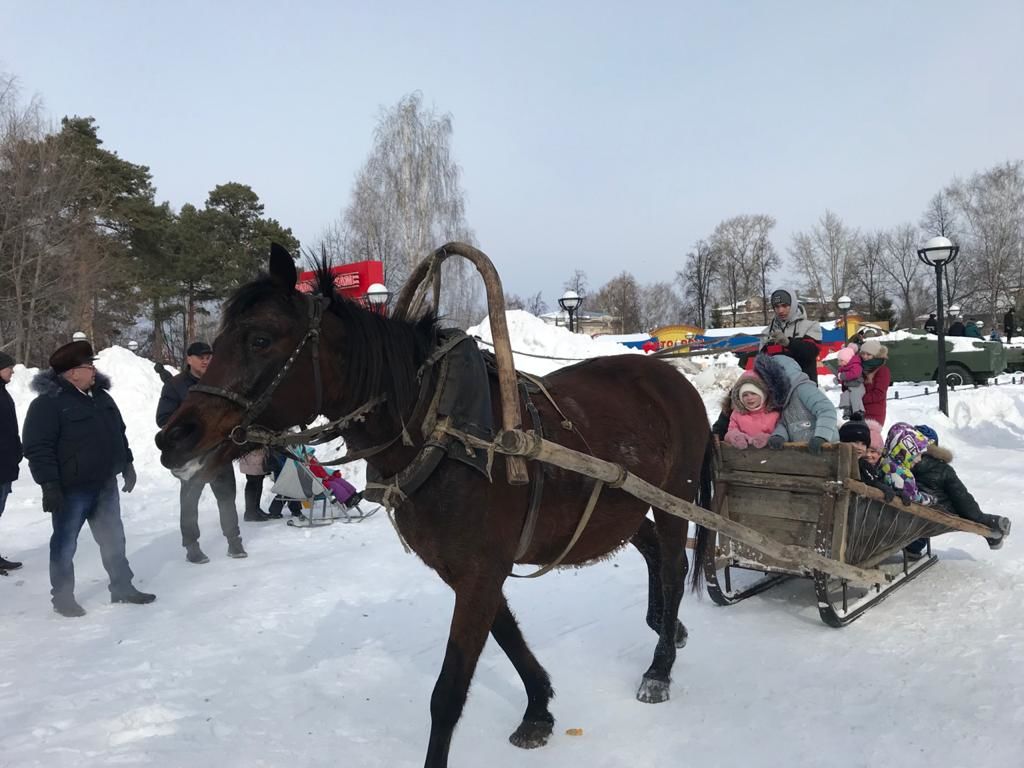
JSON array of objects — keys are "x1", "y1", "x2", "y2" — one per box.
[{"x1": 251, "y1": 335, "x2": 271, "y2": 350}]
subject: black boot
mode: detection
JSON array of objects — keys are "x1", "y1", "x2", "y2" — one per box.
[
  {"x1": 0, "y1": 554, "x2": 22, "y2": 571},
  {"x1": 243, "y1": 476, "x2": 270, "y2": 521},
  {"x1": 111, "y1": 586, "x2": 157, "y2": 605},
  {"x1": 53, "y1": 594, "x2": 87, "y2": 618},
  {"x1": 985, "y1": 516, "x2": 1012, "y2": 550},
  {"x1": 185, "y1": 543, "x2": 210, "y2": 564},
  {"x1": 227, "y1": 538, "x2": 247, "y2": 559},
  {"x1": 267, "y1": 498, "x2": 284, "y2": 519}
]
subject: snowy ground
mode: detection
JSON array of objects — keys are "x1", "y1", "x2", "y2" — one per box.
[{"x1": 1, "y1": 328, "x2": 1022, "y2": 768}]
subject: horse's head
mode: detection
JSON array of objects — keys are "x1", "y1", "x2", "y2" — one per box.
[{"x1": 156, "y1": 243, "x2": 321, "y2": 476}]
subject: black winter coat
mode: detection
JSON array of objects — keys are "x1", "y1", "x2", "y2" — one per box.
[
  {"x1": 22, "y1": 371, "x2": 133, "y2": 490},
  {"x1": 914, "y1": 445, "x2": 985, "y2": 523},
  {"x1": 156, "y1": 370, "x2": 199, "y2": 428},
  {"x1": 0, "y1": 382, "x2": 22, "y2": 482}
]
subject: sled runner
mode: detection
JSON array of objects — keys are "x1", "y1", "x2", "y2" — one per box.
[{"x1": 270, "y1": 450, "x2": 376, "y2": 527}]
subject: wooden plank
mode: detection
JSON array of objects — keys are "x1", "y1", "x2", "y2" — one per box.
[
  {"x1": 728, "y1": 542, "x2": 803, "y2": 573},
  {"x1": 831, "y1": 444, "x2": 853, "y2": 562},
  {"x1": 718, "y1": 470, "x2": 832, "y2": 495},
  {"x1": 719, "y1": 444, "x2": 836, "y2": 478},
  {"x1": 845, "y1": 479, "x2": 999, "y2": 538},
  {"x1": 454, "y1": 427, "x2": 893, "y2": 586},
  {"x1": 732, "y1": 512, "x2": 817, "y2": 547},
  {"x1": 726, "y1": 486, "x2": 821, "y2": 523}
]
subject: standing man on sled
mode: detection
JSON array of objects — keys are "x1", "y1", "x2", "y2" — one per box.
[
  {"x1": 156, "y1": 341, "x2": 246, "y2": 564},
  {"x1": 760, "y1": 287, "x2": 822, "y2": 385}
]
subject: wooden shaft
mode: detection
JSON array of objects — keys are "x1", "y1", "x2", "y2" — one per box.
[
  {"x1": 844, "y1": 479, "x2": 998, "y2": 537},
  {"x1": 489, "y1": 429, "x2": 891, "y2": 586}
]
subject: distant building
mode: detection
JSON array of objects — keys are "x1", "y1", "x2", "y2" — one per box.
[{"x1": 539, "y1": 308, "x2": 619, "y2": 336}]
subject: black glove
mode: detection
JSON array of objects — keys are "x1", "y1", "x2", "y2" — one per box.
[
  {"x1": 41, "y1": 482, "x2": 63, "y2": 514},
  {"x1": 807, "y1": 436, "x2": 826, "y2": 455},
  {"x1": 882, "y1": 486, "x2": 896, "y2": 503},
  {"x1": 122, "y1": 463, "x2": 137, "y2": 493},
  {"x1": 900, "y1": 492, "x2": 914, "y2": 507},
  {"x1": 767, "y1": 435, "x2": 785, "y2": 450}
]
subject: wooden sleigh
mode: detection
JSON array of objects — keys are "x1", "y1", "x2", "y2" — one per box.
[{"x1": 704, "y1": 442, "x2": 998, "y2": 626}]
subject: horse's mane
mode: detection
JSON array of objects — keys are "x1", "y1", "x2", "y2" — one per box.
[{"x1": 311, "y1": 260, "x2": 439, "y2": 423}]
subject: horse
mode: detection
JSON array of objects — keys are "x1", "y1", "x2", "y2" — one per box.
[{"x1": 156, "y1": 244, "x2": 715, "y2": 768}]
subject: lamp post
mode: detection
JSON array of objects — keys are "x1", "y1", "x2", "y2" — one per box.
[
  {"x1": 364, "y1": 282, "x2": 391, "y2": 314},
  {"x1": 558, "y1": 290, "x2": 582, "y2": 333},
  {"x1": 127, "y1": 340, "x2": 139, "y2": 354},
  {"x1": 72, "y1": 331, "x2": 88, "y2": 342},
  {"x1": 917, "y1": 236, "x2": 960, "y2": 415},
  {"x1": 837, "y1": 295, "x2": 852, "y2": 343}
]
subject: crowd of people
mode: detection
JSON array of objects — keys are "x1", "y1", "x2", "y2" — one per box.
[
  {"x1": 924, "y1": 306, "x2": 1019, "y2": 342},
  {"x1": 715, "y1": 287, "x2": 1012, "y2": 557}
]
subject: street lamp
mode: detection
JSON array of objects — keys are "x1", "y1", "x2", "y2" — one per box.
[
  {"x1": 72, "y1": 331, "x2": 88, "y2": 342},
  {"x1": 364, "y1": 282, "x2": 391, "y2": 313},
  {"x1": 127, "y1": 340, "x2": 139, "y2": 353},
  {"x1": 837, "y1": 295, "x2": 852, "y2": 343},
  {"x1": 558, "y1": 290, "x2": 582, "y2": 333},
  {"x1": 917, "y1": 236, "x2": 960, "y2": 415}
]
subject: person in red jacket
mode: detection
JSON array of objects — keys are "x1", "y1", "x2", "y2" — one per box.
[{"x1": 859, "y1": 339, "x2": 891, "y2": 426}]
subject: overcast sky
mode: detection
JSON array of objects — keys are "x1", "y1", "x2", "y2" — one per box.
[{"x1": 3, "y1": 1, "x2": 1023, "y2": 306}]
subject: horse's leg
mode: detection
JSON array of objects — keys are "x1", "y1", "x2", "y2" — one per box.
[
  {"x1": 490, "y1": 593, "x2": 555, "y2": 749},
  {"x1": 630, "y1": 517, "x2": 688, "y2": 647},
  {"x1": 636, "y1": 511, "x2": 689, "y2": 704},
  {"x1": 424, "y1": 573, "x2": 504, "y2": 768}
]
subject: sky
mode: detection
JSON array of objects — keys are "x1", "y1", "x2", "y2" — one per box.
[{"x1": 3, "y1": 1, "x2": 1023, "y2": 306}]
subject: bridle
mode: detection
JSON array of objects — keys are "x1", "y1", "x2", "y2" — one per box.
[
  {"x1": 191, "y1": 293, "x2": 329, "y2": 446},
  {"x1": 190, "y1": 291, "x2": 390, "y2": 460}
]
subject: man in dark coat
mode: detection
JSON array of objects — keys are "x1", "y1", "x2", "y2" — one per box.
[
  {"x1": 22, "y1": 341, "x2": 155, "y2": 617},
  {"x1": 947, "y1": 317, "x2": 966, "y2": 336},
  {"x1": 924, "y1": 314, "x2": 938, "y2": 334},
  {"x1": 156, "y1": 341, "x2": 246, "y2": 565},
  {"x1": 1003, "y1": 307, "x2": 1016, "y2": 343},
  {"x1": 0, "y1": 351, "x2": 23, "y2": 573}
]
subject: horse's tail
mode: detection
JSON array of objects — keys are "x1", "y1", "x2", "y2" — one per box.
[{"x1": 689, "y1": 432, "x2": 717, "y2": 593}]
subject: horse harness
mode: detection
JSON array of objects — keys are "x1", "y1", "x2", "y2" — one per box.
[{"x1": 190, "y1": 290, "x2": 606, "y2": 577}]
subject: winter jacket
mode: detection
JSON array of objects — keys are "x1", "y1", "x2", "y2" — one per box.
[
  {"x1": 156, "y1": 370, "x2": 199, "y2": 428},
  {"x1": 759, "y1": 288, "x2": 822, "y2": 347},
  {"x1": 239, "y1": 448, "x2": 268, "y2": 475},
  {"x1": 0, "y1": 382, "x2": 22, "y2": 482},
  {"x1": 755, "y1": 354, "x2": 838, "y2": 444},
  {"x1": 22, "y1": 370, "x2": 133, "y2": 490},
  {"x1": 914, "y1": 445, "x2": 986, "y2": 523},
  {"x1": 725, "y1": 372, "x2": 780, "y2": 442},
  {"x1": 947, "y1": 321, "x2": 966, "y2": 336},
  {"x1": 963, "y1": 323, "x2": 982, "y2": 338},
  {"x1": 924, "y1": 317, "x2": 938, "y2": 334},
  {"x1": 838, "y1": 355, "x2": 864, "y2": 386},
  {"x1": 862, "y1": 362, "x2": 890, "y2": 425},
  {"x1": 1004, "y1": 311, "x2": 1015, "y2": 335}
]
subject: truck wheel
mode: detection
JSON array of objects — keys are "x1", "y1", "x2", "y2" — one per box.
[{"x1": 941, "y1": 364, "x2": 971, "y2": 387}]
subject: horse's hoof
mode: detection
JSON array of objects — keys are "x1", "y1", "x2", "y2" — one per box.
[
  {"x1": 509, "y1": 718, "x2": 553, "y2": 749},
  {"x1": 636, "y1": 676, "x2": 670, "y2": 704},
  {"x1": 674, "y1": 621, "x2": 688, "y2": 649}
]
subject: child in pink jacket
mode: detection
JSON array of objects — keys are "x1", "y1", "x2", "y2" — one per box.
[
  {"x1": 836, "y1": 343, "x2": 865, "y2": 419},
  {"x1": 724, "y1": 372, "x2": 780, "y2": 448}
]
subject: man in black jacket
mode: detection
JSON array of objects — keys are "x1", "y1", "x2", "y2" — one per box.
[
  {"x1": 156, "y1": 342, "x2": 246, "y2": 565},
  {"x1": 0, "y1": 351, "x2": 23, "y2": 573},
  {"x1": 22, "y1": 341, "x2": 155, "y2": 617},
  {"x1": 1004, "y1": 307, "x2": 1016, "y2": 344}
]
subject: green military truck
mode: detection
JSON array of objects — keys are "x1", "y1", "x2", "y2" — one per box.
[{"x1": 826, "y1": 330, "x2": 1007, "y2": 385}]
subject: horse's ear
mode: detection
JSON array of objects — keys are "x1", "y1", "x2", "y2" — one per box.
[{"x1": 269, "y1": 243, "x2": 297, "y2": 292}]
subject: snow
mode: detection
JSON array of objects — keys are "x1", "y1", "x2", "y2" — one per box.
[
  {"x1": 874, "y1": 329, "x2": 998, "y2": 352},
  {"x1": 1, "y1": 333, "x2": 1022, "y2": 768}
]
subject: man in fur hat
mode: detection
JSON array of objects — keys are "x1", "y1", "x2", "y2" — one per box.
[
  {"x1": 759, "y1": 287, "x2": 823, "y2": 384},
  {"x1": 22, "y1": 341, "x2": 154, "y2": 617},
  {"x1": 0, "y1": 351, "x2": 23, "y2": 573}
]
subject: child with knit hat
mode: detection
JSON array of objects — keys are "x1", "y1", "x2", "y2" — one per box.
[
  {"x1": 724, "y1": 372, "x2": 780, "y2": 449},
  {"x1": 838, "y1": 418, "x2": 886, "y2": 488},
  {"x1": 836, "y1": 344, "x2": 865, "y2": 419}
]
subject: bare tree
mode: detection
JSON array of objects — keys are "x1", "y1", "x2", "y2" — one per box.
[
  {"x1": 524, "y1": 291, "x2": 548, "y2": 316},
  {"x1": 789, "y1": 210, "x2": 859, "y2": 307},
  {"x1": 639, "y1": 281, "x2": 682, "y2": 331},
  {"x1": 562, "y1": 269, "x2": 588, "y2": 301},
  {"x1": 879, "y1": 224, "x2": 927, "y2": 326},
  {"x1": 919, "y1": 189, "x2": 969, "y2": 306},
  {"x1": 854, "y1": 230, "x2": 889, "y2": 318},
  {"x1": 595, "y1": 272, "x2": 642, "y2": 333},
  {"x1": 338, "y1": 92, "x2": 479, "y2": 326},
  {"x1": 677, "y1": 239, "x2": 716, "y2": 327},
  {"x1": 946, "y1": 162, "x2": 1024, "y2": 319},
  {"x1": 710, "y1": 215, "x2": 767, "y2": 325}
]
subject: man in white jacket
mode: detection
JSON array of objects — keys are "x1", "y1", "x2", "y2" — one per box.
[{"x1": 759, "y1": 287, "x2": 822, "y2": 384}]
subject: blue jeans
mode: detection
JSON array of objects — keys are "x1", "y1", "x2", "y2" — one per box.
[
  {"x1": 0, "y1": 481, "x2": 10, "y2": 517},
  {"x1": 49, "y1": 477, "x2": 134, "y2": 599}
]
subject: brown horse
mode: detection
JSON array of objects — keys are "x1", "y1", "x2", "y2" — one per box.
[{"x1": 156, "y1": 245, "x2": 714, "y2": 768}]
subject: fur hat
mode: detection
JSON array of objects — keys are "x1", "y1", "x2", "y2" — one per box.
[
  {"x1": 859, "y1": 339, "x2": 888, "y2": 358},
  {"x1": 838, "y1": 420, "x2": 871, "y2": 447},
  {"x1": 731, "y1": 372, "x2": 769, "y2": 413},
  {"x1": 865, "y1": 419, "x2": 884, "y2": 452},
  {"x1": 49, "y1": 340, "x2": 96, "y2": 374},
  {"x1": 0, "y1": 351, "x2": 14, "y2": 370}
]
